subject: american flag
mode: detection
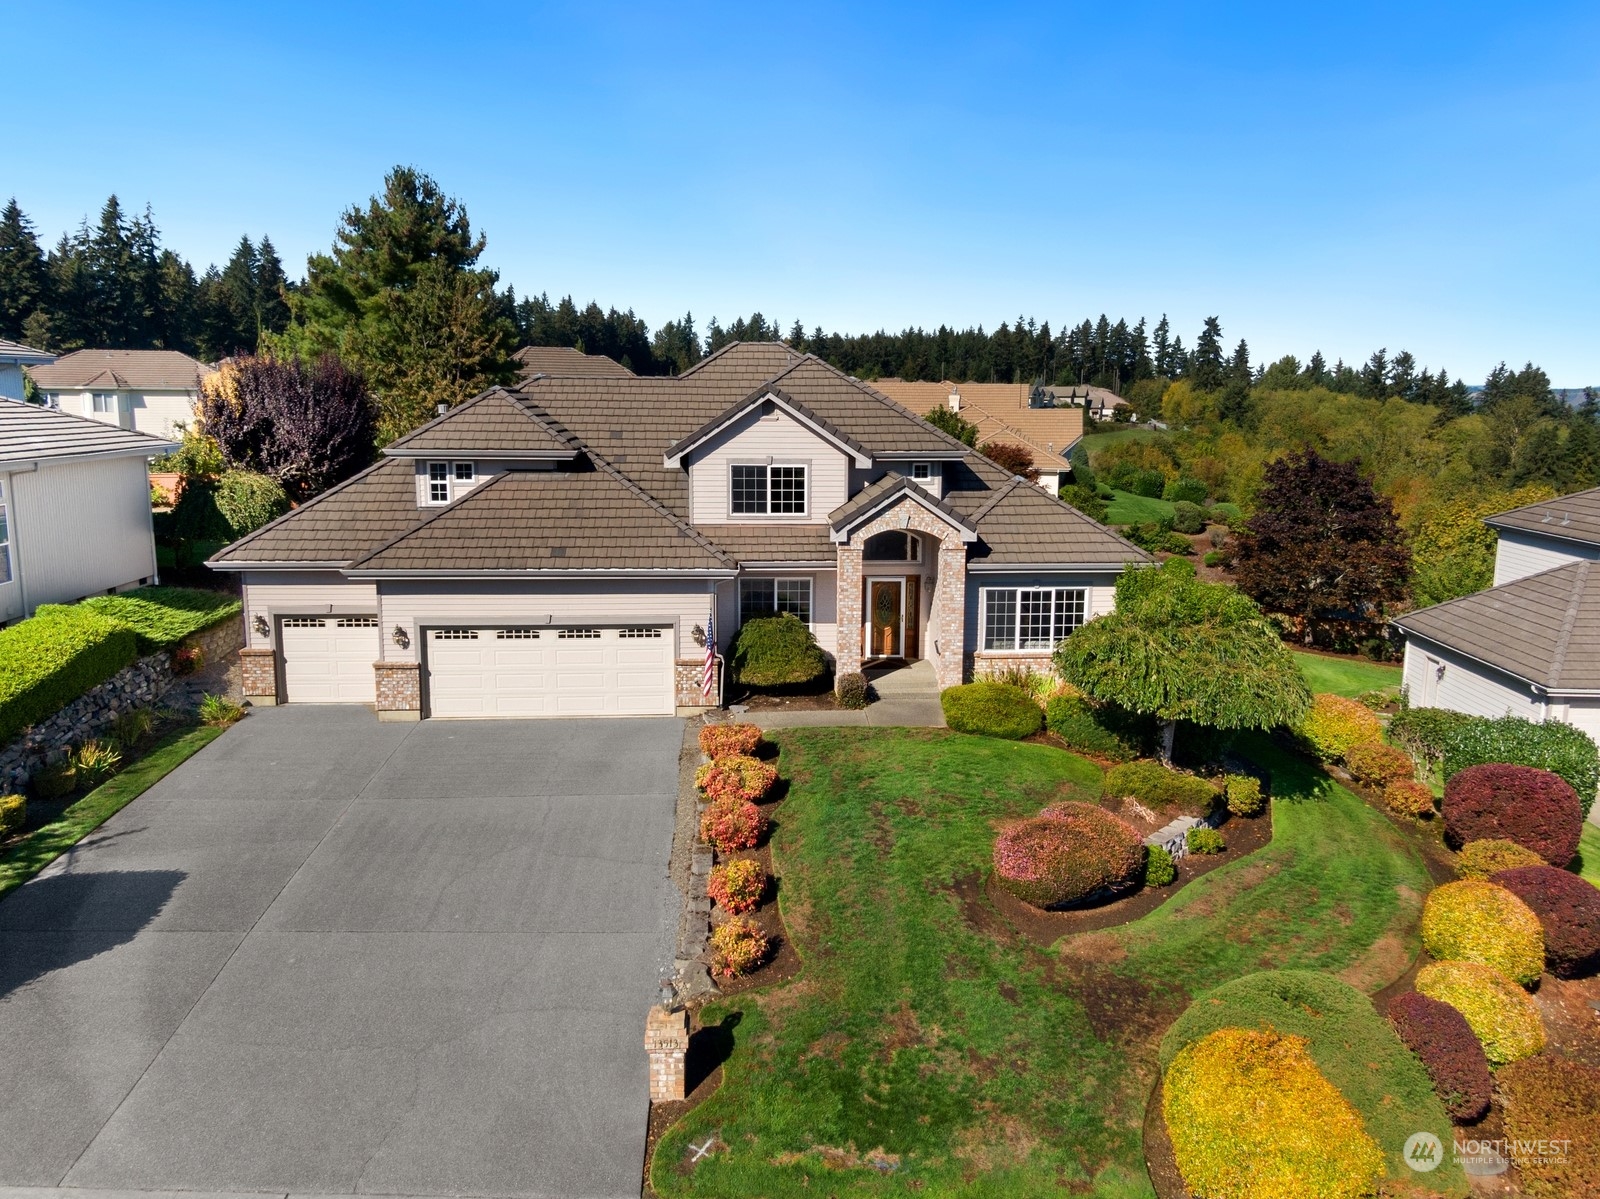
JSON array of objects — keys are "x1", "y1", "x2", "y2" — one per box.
[{"x1": 702, "y1": 608, "x2": 717, "y2": 699}]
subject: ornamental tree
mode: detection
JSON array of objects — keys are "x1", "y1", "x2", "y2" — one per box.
[
  {"x1": 1231, "y1": 449, "x2": 1410, "y2": 645},
  {"x1": 978, "y1": 440, "x2": 1041, "y2": 482},
  {"x1": 1055, "y1": 559, "x2": 1310, "y2": 761}
]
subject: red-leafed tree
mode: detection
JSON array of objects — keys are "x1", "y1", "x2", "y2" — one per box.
[
  {"x1": 1231, "y1": 449, "x2": 1409, "y2": 645},
  {"x1": 197, "y1": 352, "x2": 377, "y2": 502},
  {"x1": 979, "y1": 440, "x2": 1041, "y2": 481}
]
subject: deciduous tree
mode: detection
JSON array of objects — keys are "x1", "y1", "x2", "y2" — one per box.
[{"x1": 978, "y1": 440, "x2": 1040, "y2": 481}]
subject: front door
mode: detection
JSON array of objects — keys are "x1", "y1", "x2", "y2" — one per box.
[{"x1": 869, "y1": 579, "x2": 903, "y2": 659}]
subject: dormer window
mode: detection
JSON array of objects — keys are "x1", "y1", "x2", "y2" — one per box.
[
  {"x1": 910, "y1": 462, "x2": 937, "y2": 494},
  {"x1": 730, "y1": 463, "x2": 808, "y2": 516},
  {"x1": 424, "y1": 461, "x2": 475, "y2": 505}
]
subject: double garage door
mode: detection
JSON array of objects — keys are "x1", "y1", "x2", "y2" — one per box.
[{"x1": 426, "y1": 625, "x2": 675, "y2": 718}]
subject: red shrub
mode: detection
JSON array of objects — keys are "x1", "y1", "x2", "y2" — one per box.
[
  {"x1": 1344, "y1": 742, "x2": 1415, "y2": 788},
  {"x1": 1385, "y1": 991, "x2": 1492, "y2": 1121},
  {"x1": 1442, "y1": 763, "x2": 1582, "y2": 867},
  {"x1": 1384, "y1": 779, "x2": 1437, "y2": 819},
  {"x1": 707, "y1": 858, "x2": 766, "y2": 914},
  {"x1": 709, "y1": 916, "x2": 769, "y2": 977},
  {"x1": 698, "y1": 723, "x2": 763, "y2": 760},
  {"x1": 993, "y1": 802, "x2": 1145, "y2": 909},
  {"x1": 700, "y1": 798, "x2": 766, "y2": 852},
  {"x1": 1490, "y1": 864, "x2": 1600, "y2": 978},
  {"x1": 695, "y1": 754, "x2": 777, "y2": 804}
]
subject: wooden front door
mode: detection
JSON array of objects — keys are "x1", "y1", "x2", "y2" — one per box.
[{"x1": 869, "y1": 579, "x2": 903, "y2": 658}]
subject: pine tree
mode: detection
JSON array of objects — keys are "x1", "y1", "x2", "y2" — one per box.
[
  {"x1": 0, "y1": 199, "x2": 48, "y2": 341},
  {"x1": 1191, "y1": 317, "x2": 1225, "y2": 390},
  {"x1": 1152, "y1": 314, "x2": 1172, "y2": 378}
]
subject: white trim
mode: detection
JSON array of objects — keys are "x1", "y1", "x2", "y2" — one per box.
[
  {"x1": 980, "y1": 585, "x2": 1088, "y2": 651},
  {"x1": 830, "y1": 482, "x2": 978, "y2": 543},
  {"x1": 728, "y1": 460, "x2": 810, "y2": 518}
]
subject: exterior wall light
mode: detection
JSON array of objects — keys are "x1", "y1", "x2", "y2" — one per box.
[
  {"x1": 392, "y1": 625, "x2": 411, "y2": 650},
  {"x1": 252, "y1": 614, "x2": 270, "y2": 638}
]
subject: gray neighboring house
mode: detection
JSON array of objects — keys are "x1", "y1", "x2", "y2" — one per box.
[
  {"x1": 0, "y1": 399, "x2": 177, "y2": 623},
  {"x1": 28, "y1": 348, "x2": 214, "y2": 440},
  {"x1": 1394, "y1": 486, "x2": 1600, "y2": 825},
  {"x1": 0, "y1": 338, "x2": 56, "y2": 401}
]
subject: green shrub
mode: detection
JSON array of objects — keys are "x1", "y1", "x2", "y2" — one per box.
[
  {"x1": 0, "y1": 609, "x2": 139, "y2": 744},
  {"x1": 1103, "y1": 760, "x2": 1220, "y2": 812},
  {"x1": 1498, "y1": 1055, "x2": 1600, "y2": 1198},
  {"x1": 1414, "y1": 960, "x2": 1544, "y2": 1065},
  {"x1": 1043, "y1": 695, "x2": 1154, "y2": 761},
  {"x1": 1295, "y1": 693, "x2": 1383, "y2": 762},
  {"x1": 1160, "y1": 970, "x2": 1460, "y2": 1192},
  {"x1": 1170, "y1": 500, "x2": 1205, "y2": 534},
  {"x1": 1202, "y1": 549, "x2": 1228, "y2": 568},
  {"x1": 1186, "y1": 826, "x2": 1226, "y2": 854},
  {"x1": 1441, "y1": 714, "x2": 1599, "y2": 819},
  {"x1": 1058, "y1": 483, "x2": 1108, "y2": 523},
  {"x1": 76, "y1": 586, "x2": 241, "y2": 652},
  {"x1": 1223, "y1": 773, "x2": 1265, "y2": 816},
  {"x1": 0, "y1": 794, "x2": 23, "y2": 837},
  {"x1": 72, "y1": 740, "x2": 122, "y2": 789},
  {"x1": 1129, "y1": 467, "x2": 1166, "y2": 497},
  {"x1": 1145, "y1": 843, "x2": 1176, "y2": 886},
  {"x1": 1163, "y1": 1027, "x2": 1386, "y2": 1199},
  {"x1": 941, "y1": 682, "x2": 1044, "y2": 739},
  {"x1": 834, "y1": 671, "x2": 868, "y2": 709},
  {"x1": 1209, "y1": 501, "x2": 1243, "y2": 526},
  {"x1": 1387, "y1": 707, "x2": 1477, "y2": 773},
  {"x1": 111, "y1": 707, "x2": 157, "y2": 751},
  {"x1": 731, "y1": 613, "x2": 828, "y2": 687},
  {"x1": 1421, "y1": 878, "x2": 1544, "y2": 985},
  {"x1": 171, "y1": 469, "x2": 289, "y2": 546},
  {"x1": 32, "y1": 761, "x2": 76, "y2": 799},
  {"x1": 1124, "y1": 522, "x2": 1193, "y2": 554},
  {"x1": 1162, "y1": 476, "x2": 1208, "y2": 504},
  {"x1": 198, "y1": 693, "x2": 244, "y2": 727},
  {"x1": 1455, "y1": 837, "x2": 1545, "y2": 879}
]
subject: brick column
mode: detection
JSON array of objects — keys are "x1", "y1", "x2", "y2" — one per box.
[
  {"x1": 240, "y1": 648, "x2": 277, "y2": 706},
  {"x1": 645, "y1": 1004, "x2": 689, "y2": 1102},
  {"x1": 374, "y1": 661, "x2": 422, "y2": 721},
  {"x1": 931, "y1": 537, "x2": 968, "y2": 689},
  {"x1": 835, "y1": 542, "x2": 864, "y2": 679}
]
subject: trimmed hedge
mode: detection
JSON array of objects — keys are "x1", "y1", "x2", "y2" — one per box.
[
  {"x1": 1145, "y1": 843, "x2": 1176, "y2": 886},
  {"x1": 1158, "y1": 969, "x2": 1459, "y2": 1191},
  {"x1": 695, "y1": 755, "x2": 776, "y2": 804},
  {"x1": 1295, "y1": 693, "x2": 1383, "y2": 762},
  {"x1": 1383, "y1": 779, "x2": 1437, "y2": 820},
  {"x1": 1385, "y1": 991, "x2": 1492, "y2": 1121},
  {"x1": 1387, "y1": 707, "x2": 1477, "y2": 774},
  {"x1": 1442, "y1": 763, "x2": 1583, "y2": 867},
  {"x1": 73, "y1": 586, "x2": 240, "y2": 653},
  {"x1": 1414, "y1": 960, "x2": 1544, "y2": 1065},
  {"x1": 699, "y1": 723, "x2": 762, "y2": 760},
  {"x1": 1441, "y1": 712, "x2": 1598, "y2": 819},
  {"x1": 941, "y1": 682, "x2": 1043, "y2": 740},
  {"x1": 992, "y1": 803, "x2": 1145, "y2": 908},
  {"x1": 1491, "y1": 864, "x2": 1600, "y2": 978},
  {"x1": 835, "y1": 671, "x2": 868, "y2": 709},
  {"x1": 731, "y1": 613, "x2": 828, "y2": 687},
  {"x1": 1103, "y1": 760, "x2": 1220, "y2": 812},
  {"x1": 1497, "y1": 1054, "x2": 1600, "y2": 1198},
  {"x1": 1455, "y1": 837, "x2": 1545, "y2": 880},
  {"x1": 1343, "y1": 742, "x2": 1415, "y2": 788},
  {"x1": 1223, "y1": 773, "x2": 1265, "y2": 817},
  {"x1": 699, "y1": 798, "x2": 766, "y2": 853},
  {"x1": 1420, "y1": 878, "x2": 1544, "y2": 985},
  {"x1": 1162, "y1": 1027, "x2": 1387, "y2": 1199},
  {"x1": 1043, "y1": 694, "x2": 1154, "y2": 761},
  {"x1": 0, "y1": 609, "x2": 139, "y2": 745}
]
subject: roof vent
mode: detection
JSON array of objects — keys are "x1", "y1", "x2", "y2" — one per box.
[{"x1": 436, "y1": 402, "x2": 449, "y2": 416}]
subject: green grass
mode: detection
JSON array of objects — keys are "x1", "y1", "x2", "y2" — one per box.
[
  {"x1": 1103, "y1": 489, "x2": 1175, "y2": 526},
  {"x1": 75, "y1": 585, "x2": 241, "y2": 652},
  {"x1": 0, "y1": 724, "x2": 224, "y2": 900},
  {"x1": 1292, "y1": 650, "x2": 1402, "y2": 698},
  {"x1": 1081, "y1": 427, "x2": 1158, "y2": 455},
  {"x1": 654, "y1": 730, "x2": 1436, "y2": 1199},
  {"x1": 1579, "y1": 821, "x2": 1600, "y2": 887}
]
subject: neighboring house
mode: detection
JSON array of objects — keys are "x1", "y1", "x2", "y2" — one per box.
[
  {"x1": 0, "y1": 399, "x2": 177, "y2": 623},
  {"x1": 869, "y1": 379, "x2": 1084, "y2": 492},
  {"x1": 513, "y1": 345, "x2": 636, "y2": 378},
  {"x1": 0, "y1": 339, "x2": 56, "y2": 402},
  {"x1": 209, "y1": 342, "x2": 1148, "y2": 719},
  {"x1": 27, "y1": 349, "x2": 215, "y2": 440},
  {"x1": 1394, "y1": 487, "x2": 1600, "y2": 821},
  {"x1": 1041, "y1": 384, "x2": 1129, "y2": 422}
]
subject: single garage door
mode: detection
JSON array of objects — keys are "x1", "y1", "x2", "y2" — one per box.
[
  {"x1": 426, "y1": 625, "x2": 674, "y2": 718},
  {"x1": 280, "y1": 615, "x2": 380, "y2": 703}
]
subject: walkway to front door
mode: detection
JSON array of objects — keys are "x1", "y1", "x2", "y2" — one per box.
[{"x1": 745, "y1": 659, "x2": 944, "y2": 729}]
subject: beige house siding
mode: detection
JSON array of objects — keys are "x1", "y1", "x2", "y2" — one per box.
[
  {"x1": 240, "y1": 572, "x2": 380, "y2": 652},
  {"x1": 1492, "y1": 529, "x2": 1600, "y2": 585},
  {"x1": 686, "y1": 407, "x2": 849, "y2": 524},
  {"x1": 50, "y1": 388, "x2": 199, "y2": 440},
  {"x1": 1400, "y1": 639, "x2": 1542, "y2": 720}
]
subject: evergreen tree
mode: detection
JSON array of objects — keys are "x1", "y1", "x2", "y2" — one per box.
[
  {"x1": 1191, "y1": 317, "x2": 1225, "y2": 390},
  {"x1": 0, "y1": 199, "x2": 48, "y2": 341},
  {"x1": 1152, "y1": 314, "x2": 1171, "y2": 378},
  {"x1": 1360, "y1": 348, "x2": 1389, "y2": 397}
]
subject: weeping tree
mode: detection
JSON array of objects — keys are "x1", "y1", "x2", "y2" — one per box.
[{"x1": 1054, "y1": 559, "x2": 1311, "y2": 762}]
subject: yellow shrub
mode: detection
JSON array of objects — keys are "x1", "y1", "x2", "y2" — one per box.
[
  {"x1": 1295, "y1": 694, "x2": 1383, "y2": 762},
  {"x1": 1415, "y1": 961, "x2": 1544, "y2": 1065},
  {"x1": 1162, "y1": 1027, "x2": 1386, "y2": 1199},
  {"x1": 1455, "y1": 837, "x2": 1545, "y2": 880},
  {"x1": 1421, "y1": 879, "x2": 1544, "y2": 985}
]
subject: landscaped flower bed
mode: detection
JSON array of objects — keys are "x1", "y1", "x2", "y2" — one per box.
[
  {"x1": 1442, "y1": 763, "x2": 1583, "y2": 867},
  {"x1": 992, "y1": 802, "x2": 1145, "y2": 908},
  {"x1": 1420, "y1": 878, "x2": 1545, "y2": 985},
  {"x1": 1413, "y1": 960, "x2": 1544, "y2": 1065}
]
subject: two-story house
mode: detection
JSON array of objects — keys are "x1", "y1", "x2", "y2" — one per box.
[
  {"x1": 0, "y1": 338, "x2": 56, "y2": 401},
  {"x1": 29, "y1": 349, "x2": 214, "y2": 439},
  {"x1": 1394, "y1": 488, "x2": 1600, "y2": 792},
  {"x1": 208, "y1": 343, "x2": 1148, "y2": 719}
]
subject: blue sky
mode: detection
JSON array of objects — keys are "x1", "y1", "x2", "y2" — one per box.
[{"x1": 5, "y1": 1, "x2": 1597, "y2": 383}]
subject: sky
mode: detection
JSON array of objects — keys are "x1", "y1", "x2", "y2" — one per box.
[{"x1": 4, "y1": 1, "x2": 1597, "y2": 384}]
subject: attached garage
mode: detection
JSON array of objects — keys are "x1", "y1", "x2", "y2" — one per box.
[
  {"x1": 425, "y1": 624, "x2": 674, "y2": 718},
  {"x1": 280, "y1": 615, "x2": 380, "y2": 703}
]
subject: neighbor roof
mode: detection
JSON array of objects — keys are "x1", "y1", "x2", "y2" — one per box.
[
  {"x1": 1394, "y1": 560, "x2": 1600, "y2": 693},
  {"x1": 512, "y1": 345, "x2": 635, "y2": 377},
  {"x1": 0, "y1": 338, "x2": 55, "y2": 365},
  {"x1": 0, "y1": 398, "x2": 176, "y2": 468},
  {"x1": 27, "y1": 349, "x2": 213, "y2": 391},
  {"x1": 1485, "y1": 486, "x2": 1600, "y2": 548}
]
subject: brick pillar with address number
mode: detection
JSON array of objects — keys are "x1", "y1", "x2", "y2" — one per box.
[{"x1": 645, "y1": 1004, "x2": 689, "y2": 1102}]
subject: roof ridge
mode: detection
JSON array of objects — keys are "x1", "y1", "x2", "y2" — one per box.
[
  {"x1": 676, "y1": 339, "x2": 803, "y2": 379},
  {"x1": 347, "y1": 470, "x2": 515, "y2": 567},
  {"x1": 967, "y1": 474, "x2": 1027, "y2": 523},
  {"x1": 1486, "y1": 486, "x2": 1600, "y2": 526},
  {"x1": 1546, "y1": 560, "x2": 1589, "y2": 687},
  {"x1": 844, "y1": 364, "x2": 985, "y2": 456},
  {"x1": 386, "y1": 387, "x2": 499, "y2": 448},
  {"x1": 1396, "y1": 559, "x2": 1588, "y2": 623}
]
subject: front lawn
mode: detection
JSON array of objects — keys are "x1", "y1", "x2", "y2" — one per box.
[
  {"x1": 1292, "y1": 649, "x2": 1401, "y2": 698},
  {"x1": 1103, "y1": 489, "x2": 1174, "y2": 526},
  {"x1": 654, "y1": 730, "x2": 1431, "y2": 1198},
  {"x1": 1580, "y1": 821, "x2": 1600, "y2": 887}
]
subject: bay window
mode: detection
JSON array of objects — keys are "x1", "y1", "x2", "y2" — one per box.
[{"x1": 982, "y1": 587, "x2": 1086, "y2": 650}]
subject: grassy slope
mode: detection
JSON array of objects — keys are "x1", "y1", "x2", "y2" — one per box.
[
  {"x1": 1081, "y1": 427, "x2": 1158, "y2": 455},
  {"x1": 654, "y1": 730, "x2": 1436, "y2": 1199},
  {"x1": 0, "y1": 725, "x2": 223, "y2": 899},
  {"x1": 1580, "y1": 822, "x2": 1600, "y2": 887},
  {"x1": 1103, "y1": 490, "x2": 1174, "y2": 526},
  {"x1": 1293, "y1": 650, "x2": 1402, "y2": 698}
]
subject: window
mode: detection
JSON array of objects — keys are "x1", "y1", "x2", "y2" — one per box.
[
  {"x1": 863, "y1": 530, "x2": 922, "y2": 562},
  {"x1": 497, "y1": 628, "x2": 540, "y2": 639},
  {"x1": 740, "y1": 577, "x2": 812, "y2": 626},
  {"x1": 91, "y1": 393, "x2": 117, "y2": 414},
  {"x1": 424, "y1": 461, "x2": 476, "y2": 504},
  {"x1": 730, "y1": 463, "x2": 808, "y2": 516},
  {"x1": 0, "y1": 480, "x2": 9, "y2": 585},
  {"x1": 982, "y1": 588, "x2": 1087, "y2": 650},
  {"x1": 454, "y1": 462, "x2": 475, "y2": 483},
  {"x1": 558, "y1": 627, "x2": 601, "y2": 639},
  {"x1": 910, "y1": 462, "x2": 937, "y2": 494},
  {"x1": 432, "y1": 628, "x2": 478, "y2": 640},
  {"x1": 336, "y1": 616, "x2": 378, "y2": 628},
  {"x1": 619, "y1": 627, "x2": 664, "y2": 638}
]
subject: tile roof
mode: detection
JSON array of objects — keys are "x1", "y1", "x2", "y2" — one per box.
[
  {"x1": 696, "y1": 524, "x2": 838, "y2": 564},
  {"x1": 678, "y1": 340, "x2": 804, "y2": 381},
  {"x1": 211, "y1": 459, "x2": 428, "y2": 565},
  {"x1": 1485, "y1": 487, "x2": 1600, "y2": 548},
  {"x1": 27, "y1": 349, "x2": 213, "y2": 391},
  {"x1": 1394, "y1": 561, "x2": 1600, "y2": 692},
  {"x1": 512, "y1": 345, "x2": 635, "y2": 377},
  {"x1": 384, "y1": 388, "x2": 577, "y2": 456},
  {"x1": 0, "y1": 398, "x2": 176, "y2": 467},
  {"x1": 947, "y1": 467, "x2": 1152, "y2": 568},
  {"x1": 870, "y1": 378, "x2": 1084, "y2": 464},
  {"x1": 0, "y1": 338, "x2": 54, "y2": 364},
  {"x1": 827, "y1": 473, "x2": 978, "y2": 539}
]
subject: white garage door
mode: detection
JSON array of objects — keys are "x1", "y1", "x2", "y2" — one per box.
[
  {"x1": 426, "y1": 625, "x2": 674, "y2": 718},
  {"x1": 280, "y1": 615, "x2": 380, "y2": 703}
]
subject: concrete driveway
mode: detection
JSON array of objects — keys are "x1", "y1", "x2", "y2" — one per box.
[{"x1": 0, "y1": 706, "x2": 684, "y2": 1198}]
